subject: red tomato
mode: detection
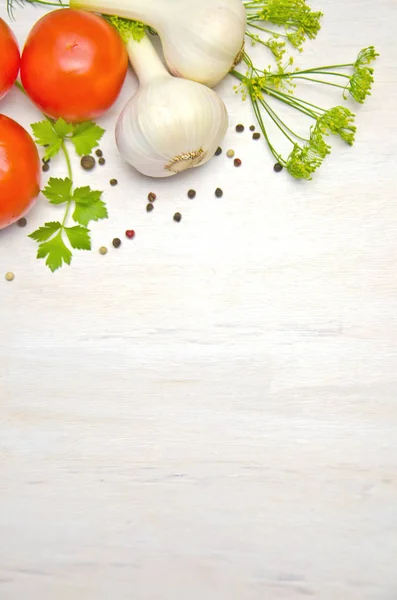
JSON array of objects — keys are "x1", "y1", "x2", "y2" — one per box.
[
  {"x1": 20, "y1": 9, "x2": 128, "y2": 123},
  {"x1": 0, "y1": 115, "x2": 41, "y2": 229},
  {"x1": 0, "y1": 18, "x2": 20, "y2": 101}
]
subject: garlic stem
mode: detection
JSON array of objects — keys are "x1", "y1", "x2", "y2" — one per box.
[
  {"x1": 125, "y1": 35, "x2": 169, "y2": 86},
  {"x1": 71, "y1": 0, "x2": 163, "y2": 27}
]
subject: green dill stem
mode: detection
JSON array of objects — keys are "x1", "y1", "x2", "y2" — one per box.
[
  {"x1": 60, "y1": 141, "x2": 73, "y2": 228},
  {"x1": 14, "y1": 80, "x2": 25, "y2": 93},
  {"x1": 290, "y1": 76, "x2": 347, "y2": 89},
  {"x1": 246, "y1": 22, "x2": 289, "y2": 39}
]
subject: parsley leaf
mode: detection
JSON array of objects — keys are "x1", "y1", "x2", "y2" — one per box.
[
  {"x1": 72, "y1": 186, "x2": 108, "y2": 226},
  {"x1": 65, "y1": 226, "x2": 91, "y2": 250},
  {"x1": 53, "y1": 118, "x2": 74, "y2": 138},
  {"x1": 28, "y1": 221, "x2": 62, "y2": 243},
  {"x1": 70, "y1": 121, "x2": 105, "y2": 156},
  {"x1": 36, "y1": 232, "x2": 72, "y2": 272},
  {"x1": 42, "y1": 177, "x2": 72, "y2": 205},
  {"x1": 31, "y1": 119, "x2": 62, "y2": 160}
]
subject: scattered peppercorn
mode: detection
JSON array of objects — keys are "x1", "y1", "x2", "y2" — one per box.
[
  {"x1": 236, "y1": 124, "x2": 244, "y2": 132},
  {"x1": 252, "y1": 132, "x2": 261, "y2": 140},
  {"x1": 187, "y1": 189, "x2": 196, "y2": 199},
  {"x1": 215, "y1": 188, "x2": 223, "y2": 198},
  {"x1": 148, "y1": 192, "x2": 156, "y2": 202},
  {"x1": 146, "y1": 203, "x2": 154, "y2": 212},
  {"x1": 81, "y1": 155, "x2": 95, "y2": 170},
  {"x1": 125, "y1": 230, "x2": 135, "y2": 239},
  {"x1": 42, "y1": 163, "x2": 50, "y2": 172},
  {"x1": 95, "y1": 149, "x2": 103, "y2": 157},
  {"x1": 249, "y1": 125, "x2": 255, "y2": 131},
  {"x1": 112, "y1": 238, "x2": 121, "y2": 248},
  {"x1": 234, "y1": 158, "x2": 242, "y2": 167},
  {"x1": 274, "y1": 162, "x2": 283, "y2": 172},
  {"x1": 5, "y1": 272, "x2": 14, "y2": 282},
  {"x1": 215, "y1": 147, "x2": 222, "y2": 156},
  {"x1": 173, "y1": 212, "x2": 182, "y2": 222},
  {"x1": 17, "y1": 217, "x2": 27, "y2": 228},
  {"x1": 109, "y1": 178, "x2": 118, "y2": 186},
  {"x1": 98, "y1": 157, "x2": 106, "y2": 166},
  {"x1": 226, "y1": 149, "x2": 235, "y2": 158},
  {"x1": 99, "y1": 246, "x2": 108, "y2": 255}
]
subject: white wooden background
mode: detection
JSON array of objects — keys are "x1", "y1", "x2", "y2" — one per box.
[{"x1": 1, "y1": 1, "x2": 397, "y2": 598}]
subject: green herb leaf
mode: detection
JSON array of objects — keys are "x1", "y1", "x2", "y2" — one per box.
[
  {"x1": 65, "y1": 226, "x2": 91, "y2": 250},
  {"x1": 72, "y1": 186, "x2": 108, "y2": 225},
  {"x1": 53, "y1": 118, "x2": 75, "y2": 138},
  {"x1": 70, "y1": 121, "x2": 105, "y2": 156},
  {"x1": 31, "y1": 119, "x2": 62, "y2": 160},
  {"x1": 36, "y1": 232, "x2": 72, "y2": 272},
  {"x1": 42, "y1": 177, "x2": 73, "y2": 205},
  {"x1": 28, "y1": 221, "x2": 62, "y2": 243}
]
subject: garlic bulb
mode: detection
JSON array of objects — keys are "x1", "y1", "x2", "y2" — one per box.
[
  {"x1": 70, "y1": 0, "x2": 246, "y2": 88},
  {"x1": 115, "y1": 31, "x2": 228, "y2": 178}
]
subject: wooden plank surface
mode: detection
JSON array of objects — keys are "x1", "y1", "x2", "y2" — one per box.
[{"x1": 1, "y1": 0, "x2": 397, "y2": 598}]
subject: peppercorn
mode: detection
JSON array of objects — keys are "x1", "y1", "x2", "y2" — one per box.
[
  {"x1": 98, "y1": 157, "x2": 106, "y2": 166},
  {"x1": 5, "y1": 272, "x2": 14, "y2": 281},
  {"x1": 109, "y1": 178, "x2": 118, "y2": 186},
  {"x1": 173, "y1": 212, "x2": 182, "y2": 222},
  {"x1": 274, "y1": 162, "x2": 283, "y2": 172},
  {"x1": 17, "y1": 217, "x2": 27, "y2": 228},
  {"x1": 215, "y1": 188, "x2": 223, "y2": 198},
  {"x1": 215, "y1": 147, "x2": 222, "y2": 156},
  {"x1": 95, "y1": 149, "x2": 103, "y2": 157},
  {"x1": 148, "y1": 192, "x2": 156, "y2": 202},
  {"x1": 226, "y1": 149, "x2": 235, "y2": 158},
  {"x1": 252, "y1": 133, "x2": 261, "y2": 140},
  {"x1": 187, "y1": 189, "x2": 196, "y2": 199},
  {"x1": 146, "y1": 203, "x2": 154, "y2": 212},
  {"x1": 99, "y1": 246, "x2": 108, "y2": 255},
  {"x1": 112, "y1": 238, "x2": 121, "y2": 248},
  {"x1": 126, "y1": 230, "x2": 135, "y2": 239},
  {"x1": 249, "y1": 125, "x2": 255, "y2": 131},
  {"x1": 236, "y1": 124, "x2": 244, "y2": 133},
  {"x1": 42, "y1": 163, "x2": 50, "y2": 172},
  {"x1": 81, "y1": 155, "x2": 95, "y2": 170},
  {"x1": 234, "y1": 158, "x2": 242, "y2": 167}
]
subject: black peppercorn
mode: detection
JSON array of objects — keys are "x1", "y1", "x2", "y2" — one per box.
[
  {"x1": 112, "y1": 238, "x2": 121, "y2": 248},
  {"x1": 215, "y1": 188, "x2": 223, "y2": 198},
  {"x1": 215, "y1": 147, "x2": 222, "y2": 156},
  {"x1": 249, "y1": 125, "x2": 255, "y2": 131},
  {"x1": 81, "y1": 155, "x2": 95, "y2": 170},
  {"x1": 173, "y1": 212, "x2": 182, "y2": 222},
  {"x1": 146, "y1": 203, "x2": 154, "y2": 212},
  {"x1": 187, "y1": 189, "x2": 196, "y2": 199},
  {"x1": 42, "y1": 163, "x2": 50, "y2": 172},
  {"x1": 98, "y1": 157, "x2": 106, "y2": 166},
  {"x1": 236, "y1": 124, "x2": 244, "y2": 133},
  {"x1": 109, "y1": 179, "x2": 118, "y2": 186},
  {"x1": 274, "y1": 162, "x2": 283, "y2": 172},
  {"x1": 17, "y1": 217, "x2": 27, "y2": 227},
  {"x1": 95, "y1": 149, "x2": 103, "y2": 157}
]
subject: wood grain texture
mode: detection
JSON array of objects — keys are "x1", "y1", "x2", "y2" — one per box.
[{"x1": 1, "y1": 0, "x2": 397, "y2": 598}]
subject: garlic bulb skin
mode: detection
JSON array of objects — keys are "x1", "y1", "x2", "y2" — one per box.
[
  {"x1": 160, "y1": 0, "x2": 246, "y2": 87},
  {"x1": 115, "y1": 35, "x2": 228, "y2": 178},
  {"x1": 70, "y1": 0, "x2": 246, "y2": 88}
]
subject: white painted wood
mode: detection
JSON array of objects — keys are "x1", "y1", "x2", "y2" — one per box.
[{"x1": 1, "y1": 1, "x2": 397, "y2": 598}]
